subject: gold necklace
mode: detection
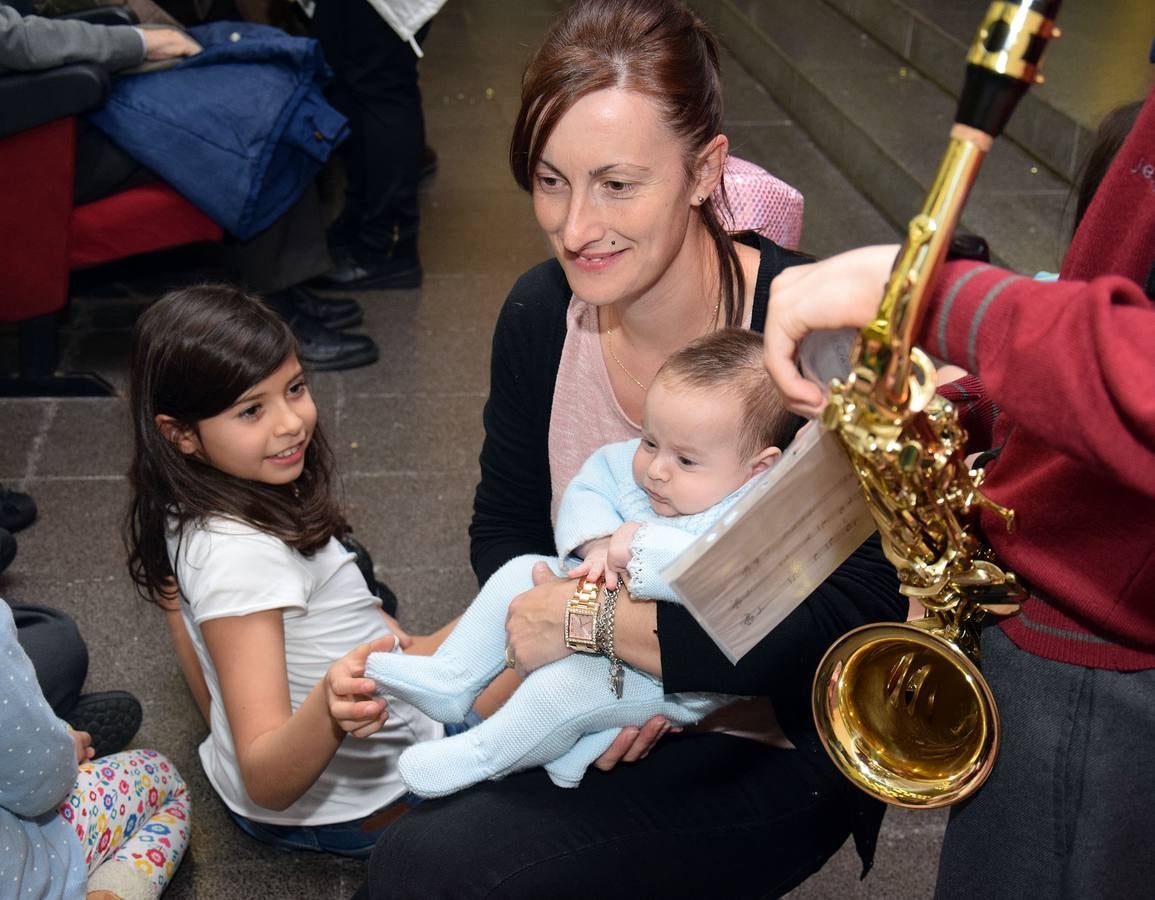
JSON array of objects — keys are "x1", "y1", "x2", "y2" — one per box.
[{"x1": 605, "y1": 299, "x2": 722, "y2": 392}]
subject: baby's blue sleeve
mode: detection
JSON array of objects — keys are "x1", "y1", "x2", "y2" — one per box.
[
  {"x1": 626, "y1": 523, "x2": 697, "y2": 602},
  {"x1": 555, "y1": 443, "x2": 632, "y2": 560}
]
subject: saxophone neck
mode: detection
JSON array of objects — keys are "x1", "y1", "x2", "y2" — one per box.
[{"x1": 853, "y1": 128, "x2": 990, "y2": 408}]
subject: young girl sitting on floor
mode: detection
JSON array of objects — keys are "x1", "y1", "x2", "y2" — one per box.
[
  {"x1": 0, "y1": 598, "x2": 189, "y2": 900},
  {"x1": 351, "y1": 329, "x2": 802, "y2": 797},
  {"x1": 123, "y1": 285, "x2": 443, "y2": 858}
]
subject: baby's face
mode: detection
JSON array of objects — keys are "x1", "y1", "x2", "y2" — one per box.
[{"x1": 631, "y1": 379, "x2": 757, "y2": 517}]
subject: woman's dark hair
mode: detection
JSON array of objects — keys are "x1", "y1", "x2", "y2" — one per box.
[
  {"x1": 125, "y1": 284, "x2": 345, "y2": 604},
  {"x1": 1074, "y1": 99, "x2": 1143, "y2": 232},
  {"x1": 509, "y1": 0, "x2": 745, "y2": 326}
]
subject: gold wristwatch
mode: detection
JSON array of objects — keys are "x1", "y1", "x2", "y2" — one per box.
[{"x1": 564, "y1": 578, "x2": 601, "y2": 653}]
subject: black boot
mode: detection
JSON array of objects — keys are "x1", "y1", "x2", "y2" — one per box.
[
  {"x1": 279, "y1": 311, "x2": 379, "y2": 372},
  {"x1": 0, "y1": 486, "x2": 36, "y2": 533},
  {"x1": 310, "y1": 244, "x2": 422, "y2": 291},
  {"x1": 267, "y1": 285, "x2": 364, "y2": 330},
  {"x1": 0, "y1": 527, "x2": 14, "y2": 575}
]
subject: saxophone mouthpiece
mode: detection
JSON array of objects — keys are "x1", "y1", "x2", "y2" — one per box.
[{"x1": 957, "y1": 0, "x2": 1062, "y2": 138}]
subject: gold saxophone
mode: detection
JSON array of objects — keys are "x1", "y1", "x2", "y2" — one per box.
[{"x1": 811, "y1": 0, "x2": 1061, "y2": 808}]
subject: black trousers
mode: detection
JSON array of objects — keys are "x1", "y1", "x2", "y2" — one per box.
[
  {"x1": 12, "y1": 602, "x2": 88, "y2": 718},
  {"x1": 74, "y1": 121, "x2": 331, "y2": 292},
  {"x1": 311, "y1": 1, "x2": 428, "y2": 259},
  {"x1": 357, "y1": 732, "x2": 872, "y2": 899}
]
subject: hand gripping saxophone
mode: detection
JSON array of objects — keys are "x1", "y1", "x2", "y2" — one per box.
[{"x1": 810, "y1": 0, "x2": 1061, "y2": 809}]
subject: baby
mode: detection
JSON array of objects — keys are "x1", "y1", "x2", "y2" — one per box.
[{"x1": 362, "y1": 329, "x2": 802, "y2": 797}]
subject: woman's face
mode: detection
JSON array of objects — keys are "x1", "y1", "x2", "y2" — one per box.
[{"x1": 532, "y1": 88, "x2": 703, "y2": 307}]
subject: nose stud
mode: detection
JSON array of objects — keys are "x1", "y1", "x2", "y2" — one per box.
[{"x1": 611, "y1": 240, "x2": 616, "y2": 246}]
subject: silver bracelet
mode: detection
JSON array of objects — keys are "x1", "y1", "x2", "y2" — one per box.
[{"x1": 596, "y1": 585, "x2": 623, "y2": 698}]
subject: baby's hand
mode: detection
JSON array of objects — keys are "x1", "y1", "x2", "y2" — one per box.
[
  {"x1": 567, "y1": 536, "x2": 611, "y2": 585},
  {"x1": 326, "y1": 636, "x2": 395, "y2": 738},
  {"x1": 606, "y1": 523, "x2": 641, "y2": 584}
]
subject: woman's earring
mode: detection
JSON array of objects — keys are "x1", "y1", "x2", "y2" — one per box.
[
  {"x1": 611, "y1": 240, "x2": 616, "y2": 246},
  {"x1": 696, "y1": 195, "x2": 705, "y2": 204}
]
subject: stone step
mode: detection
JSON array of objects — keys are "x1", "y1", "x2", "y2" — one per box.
[
  {"x1": 694, "y1": 0, "x2": 1073, "y2": 275},
  {"x1": 822, "y1": 0, "x2": 1081, "y2": 183},
  {"x1": 823, "y1": 0, "x2": 1154, "y2": 183}
]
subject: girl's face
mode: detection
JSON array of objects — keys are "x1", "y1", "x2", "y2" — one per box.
[
  {"x1": 532, "y1": 88, "x2": 714, "y2": 308},
  {"x1": 169, "y1": 355, "x2": 316, "y2": 486},
  {"x1": 632, "y1": 378, "x2": 777, "y2": 517}
]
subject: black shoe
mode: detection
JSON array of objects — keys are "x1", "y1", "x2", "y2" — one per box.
[
  {"x1": 66, "y1": 690, "x2": 143, "y2": 758},
  {"x1": 339, "y1": 533, "x2": 400, "y2": 618},
  {"x1": 0, "y1": 486, "x2": 36, "y2": 533},
  {"x1": 0, "y1": 527, "x2": 14, "y2": 575},
  {"x1": 268, "y1": 285, "x2": 363, "y2": 330},
  {"x1": 311, "y1": 251, "x2": 423, "y2": 291},
  {"x1": 285, "y1": 312, "x2": 379, "y2": 372}
]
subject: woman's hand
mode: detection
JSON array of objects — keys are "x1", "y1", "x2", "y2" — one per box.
[
  {"x1": 504, "y1": 561, "x2": 576, "y2": 675},
  {"x1": 592, "y1": 716, "x2": 678, "y2": 771},
  {"x1": 764, "y1": 244, "x2": 900, "y2": 417},
  {"x1": 325, "y1": 636, "x2": 396, "y2": 738}
]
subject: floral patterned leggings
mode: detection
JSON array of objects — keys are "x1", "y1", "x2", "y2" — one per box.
[{"x1": 57, "y1": 749, "x2": 191, "y2": 898}]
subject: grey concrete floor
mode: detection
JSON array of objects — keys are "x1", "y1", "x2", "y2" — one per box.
[{"x1": 1, "y1": 0, "x2": 1089, "y2": 895}]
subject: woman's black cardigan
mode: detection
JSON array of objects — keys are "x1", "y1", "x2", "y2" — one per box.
[{"x1": 468, "y1": 237, "x2": 905, "y2": 868}]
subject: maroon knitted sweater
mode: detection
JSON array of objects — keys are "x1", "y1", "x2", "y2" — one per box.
[{"x1": 925, "y1": 86, "x2": 1155, "y2": 670}]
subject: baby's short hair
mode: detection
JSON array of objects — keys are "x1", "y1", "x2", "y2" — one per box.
[{"x1": 656, "y1": 328, "x2": 803, "y2": 458}]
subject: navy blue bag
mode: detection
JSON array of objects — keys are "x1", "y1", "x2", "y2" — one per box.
[{"x1": 87, "y1": 22, "x2": 348, "y2": 240}]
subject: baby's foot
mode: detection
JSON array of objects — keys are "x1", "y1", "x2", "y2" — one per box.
[{"x1": 364, "y1": 651, "x2": 477, "y2": 723}]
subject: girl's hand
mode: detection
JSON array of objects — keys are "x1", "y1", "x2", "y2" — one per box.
[
  {"x1": 592, "y1": 716, "x2": 678, "y2": 771},
  {"x1": 764, "y1": 244, "x2": 900, "y2": 417},
  {"x1": 325, "y1": 637, "x2": 396, "y2": 738},
  {"x1": 379, "y1": 611, "x2": 413, "y2": 650},
  {"x1": 71, "y1": 729, "x2": 95, "y2": 764},
  {"x1": 504, "y1": 562, "x2": 577, "y2": 675},
  {"x1": 567, "y1": 537, "x2": 611, "y2": 586}
]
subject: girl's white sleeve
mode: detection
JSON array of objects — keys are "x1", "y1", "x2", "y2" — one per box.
[{"x1": 174, "y1": 521, "x2": 311, "y2": 623}]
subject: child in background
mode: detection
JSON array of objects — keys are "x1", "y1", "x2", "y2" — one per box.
[
  {"x1": 123, "y1": 285, "x2": 442, "y2": 859},
  {"x1": 352, "y1": 329, "x2": 801, "y2": 797},
  {"x1": 0, "y1": 598, "x2": 189, "y2": 900}
]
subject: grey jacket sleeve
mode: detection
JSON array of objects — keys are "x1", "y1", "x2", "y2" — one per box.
[{"x1": 0, "y1": 5, "x2": 144, "y2": 72}]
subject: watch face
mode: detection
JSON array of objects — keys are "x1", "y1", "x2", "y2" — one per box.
[{"x1": 568, "y1": 611, "x2": 595, "y2": 642}]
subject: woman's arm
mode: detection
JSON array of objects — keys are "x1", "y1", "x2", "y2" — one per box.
[
  {"x1": 469, "y1": 262, "x2": 570, "y2": 583},
  {"x1": 506, "y1": 537, "x2": 902, "y2": 704},
  {"x1": 201, "y1": 610, "x2": 355, "y2": 812}
]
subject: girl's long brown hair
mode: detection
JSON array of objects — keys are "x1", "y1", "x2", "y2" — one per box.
[
  {"x1": 509, "y1": 0, "x2": 745, "y2": 325},
  {"x1": 125, "y1": 285, "x2": 345, "y2": 605}
]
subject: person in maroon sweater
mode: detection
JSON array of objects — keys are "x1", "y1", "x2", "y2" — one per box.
[{"x1": 763, "y1": 82, "x2": 1155, "y2": 898}]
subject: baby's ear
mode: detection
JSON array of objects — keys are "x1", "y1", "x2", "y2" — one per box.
[
  {"x1": 155, "y1": 414, "x2": 200, "y2": 456},
  {"x1": 750, "y1": 445, "x2": 782, "y2": 475}
]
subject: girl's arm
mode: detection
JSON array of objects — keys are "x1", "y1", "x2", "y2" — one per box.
[
  {"x1": 158, "y1": 584, "x2": 211, "y2": 725},
  {"x1": 201, "y1": 610, "x2": 350, "y2": 812}
]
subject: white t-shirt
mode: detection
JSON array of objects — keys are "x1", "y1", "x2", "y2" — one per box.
[{"x1": 168, "y1": 517, "x2": 442, "y2": 826}]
